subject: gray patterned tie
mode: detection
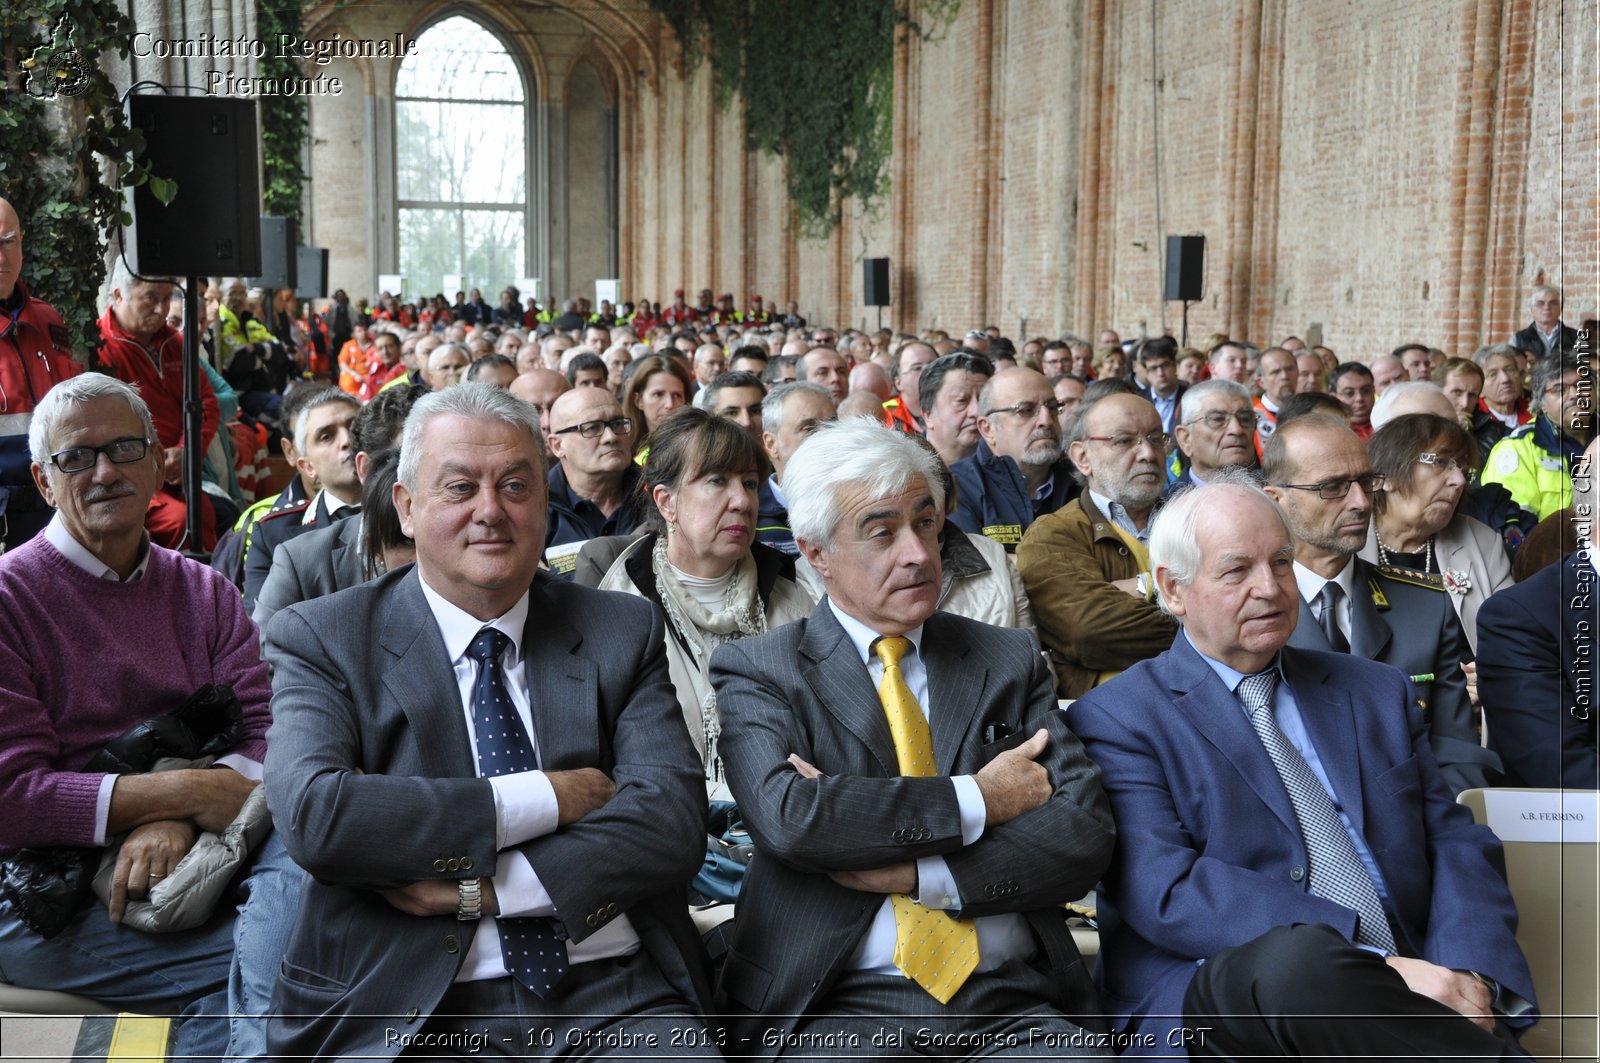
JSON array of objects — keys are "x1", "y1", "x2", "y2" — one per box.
[{"x1": 1237, "y1": 670, "x2": 1396, "y2": 952}]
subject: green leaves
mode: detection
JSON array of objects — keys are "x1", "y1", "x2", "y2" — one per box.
[{"x1": 146, "y1": 174, "x2": 178, "y2": 206}]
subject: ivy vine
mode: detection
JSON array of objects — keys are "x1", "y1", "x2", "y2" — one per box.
[
  {"x1": 0, "y1": 0, "x2": 153, "y2": 359},
  {"x1": 257, "y1": 0, "x2": 307, "y2": 225},
  {"x1": 649, "y1": 0, "x2": 958, "y2": 237}
]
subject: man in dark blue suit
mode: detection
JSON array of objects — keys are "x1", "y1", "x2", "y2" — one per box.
[
  {"x1": 1477, "y1": 439, "x2": 1597, "y2": 787},
  {"x1": 1068, "y1": 478, "x2": 1536, "y2": 1060}
]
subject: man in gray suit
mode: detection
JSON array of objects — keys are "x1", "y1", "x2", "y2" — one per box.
[
  {"x1": 252, "y1": 384, "x2": 424, "y2": 630},
  {"x1": 1261, "y1": 414, "x2": 1501, "y2": 794},
  {"x1": 711, "y1": 418, "x2": 1115, "y2": 1059},
  {"x1": 263, "y1": 383, "x2": 714, "y2": 1060}
]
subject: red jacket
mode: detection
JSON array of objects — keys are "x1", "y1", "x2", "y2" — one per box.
[
  {"x1": 95, "y1": 305, "x2": 218, "y2": 452},
  {"x1": 0, "y1": 281, "x2": 80, "y2": 422}
]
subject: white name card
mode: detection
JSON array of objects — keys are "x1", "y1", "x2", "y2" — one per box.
[{"x1": 1483, "y1": 791, "x2": 1600, "y2": 844}]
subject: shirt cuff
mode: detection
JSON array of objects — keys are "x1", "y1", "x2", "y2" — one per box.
[
  {"x1": 492, "y1": 851, "x2": 557, "y2": 919},
  {"x1": 951, "y1": 774, "x2": 986, "y2": 846},
  {"x1": 213, "y1": 754, "x2": 263, "y2": 782},
  {"x1": 489, "y1": 771, "x2": 559, "y2": 850},
  {"x1": 93, "y1": 774, "x2": 117, "y2": 846},
  {"x1": 915, "y1": 856, "x2": 961, "y2": 911}
]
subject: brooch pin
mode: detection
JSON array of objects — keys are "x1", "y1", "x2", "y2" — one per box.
[{"x1": 1442, "y1": 568, "x2": 1472, "y2": 596}]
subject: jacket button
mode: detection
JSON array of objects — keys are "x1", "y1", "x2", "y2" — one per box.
[
  {"x1": 446, "y1": 858, "x2": 460, "y2": 872},
  {"x1": 606, "y1": 902, "x2": 618, "y2": 916},
  {"x1": 405, "y1": 1007, "x2": 420, "y2": 1023},
  {"x1": 461, "y1": 857, "x2": 474, "y2": 871},
  {"x1": 1290, "y1": 865, "x2": 1305, "y2": 882},
  {"x1": 586, "y1": 914, "x2": 598, "y2": 927},
  {"x1": 433, "y1": 859, "x2": 447, "y2": 872},
  {"x1": 1118, "y1": 546, "x2": 1129, "y2": 556},
  {"x1": 444, "y1": 935, "x2": 459, "y2": 954},
  {"x1": 892, "y1": 829, "x2": 904, "y2": 843}
]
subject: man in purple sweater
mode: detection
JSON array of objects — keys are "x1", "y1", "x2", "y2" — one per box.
[{"x1": 0, "y1": 373, "x2": 301, "y2": 1060}]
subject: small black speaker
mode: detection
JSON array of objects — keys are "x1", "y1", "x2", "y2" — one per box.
[
  {"x1": 1164, "y1": 235, "x2": 1204, "y2": 302},
  {"x1": 124, "y1": 95, "x2": 262, "y2": 277},
  {"x1": 248, "y1": 217, "x2": 297, "y2": 290},
  {"x1": 294, "y1": 247, "x2": 329, "y2": 300},
  {"x1": 864, "y1": 257, "x2": 890, "y2": 307}
]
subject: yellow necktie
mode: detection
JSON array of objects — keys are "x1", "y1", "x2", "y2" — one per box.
[{"x1": 873, "y1": 636, "x2": 980, "y2": 1004}]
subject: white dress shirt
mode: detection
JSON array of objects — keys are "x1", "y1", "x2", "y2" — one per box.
[
  {"x1": 827, "y1": 600, "x2": 1037, "y2": 974},
  {"x1": 1293, "y1": 559, "x2": 1357, "y2": 648},
  {"x1": 417, "y1": 576, "x2": 640, "y2": 982}
]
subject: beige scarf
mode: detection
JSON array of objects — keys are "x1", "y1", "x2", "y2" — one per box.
[{"x1": 651, "y1": 534, "x2": 767, "y2": 781}]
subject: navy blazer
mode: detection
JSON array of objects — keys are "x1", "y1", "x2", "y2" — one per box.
[
  {"x1": 1067, "y1": 637, "x2": 1534, "y2": 1057},
  {"x1": 1478, "y1": 550, "x2": 1597, "y2": 787}
]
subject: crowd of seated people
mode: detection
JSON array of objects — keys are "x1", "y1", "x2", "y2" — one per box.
[{"x1": 2, "y1": 259, "x2": 1594, "y2": 1060}]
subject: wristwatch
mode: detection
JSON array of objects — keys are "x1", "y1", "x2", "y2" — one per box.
[{"x1": 456, "y1": 877, "x2": 483, "y2": 921}]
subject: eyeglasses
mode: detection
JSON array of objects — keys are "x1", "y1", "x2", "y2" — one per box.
[
  {"x1": 1414, "y1": 452, "x2": 1475, "y2": 478},
  {"x1": 984, "y1": 399, "x2": 1064, "y2": 420},
  {"x1": 1186, "y1": 409, "x2": 1258, "y2": 431},
  {"x1": 1273, "y1": 472, "x2": 1387, "y2": 499},
  {"x1": 1083, "y1": 431, "x2": 1170, "y2": 452},
  {"x1": 552, "y1": 416, "x2": 633, "y2": 439},
  {"x1": 48, "y1": 437, "x2": 151, "y2": 474}
]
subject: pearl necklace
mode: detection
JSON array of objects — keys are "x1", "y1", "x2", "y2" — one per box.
[{"x1": 1374, "y1": 528, "x2": 1434, "y2": 574}]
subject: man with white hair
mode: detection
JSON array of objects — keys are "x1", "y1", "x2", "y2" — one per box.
[
  {"x1": 1171, "y1": 379, "x2": 1258, "y2": 488},
  {"x1": 950, "y1": 367, "x2": 1077, "y2": 551},
  {"x1": 1510, "y1": 283, "x2": 1577, "y2": 359},
  {"x1": 97, "y1": 261, "x2": 221, "y2": 548},
  {"x1": 756, "y1": 382, "x2": 836, "y2": 555},
  {"x1": 711, "y1": 417, "x2": 1113, "y2": 1058},
  {"x1": 1068, "y1": 477, "x2": 1535, "y2": 1060}
]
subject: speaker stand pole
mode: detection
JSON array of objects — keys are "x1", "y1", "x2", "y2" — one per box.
[
  {"x1": 181, "y1": 276, "x2": 208, "y2": 561},
  {"x1": 876, "y1": 305, "x2": 883, "y2": 333},
  {"x1": 1181, "y1": 300, "x2": 1191, "y2": 348}
]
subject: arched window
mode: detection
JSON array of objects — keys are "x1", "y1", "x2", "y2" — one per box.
[{"x1": 395, "y1": 15, "x2": 527, "y2": 297}]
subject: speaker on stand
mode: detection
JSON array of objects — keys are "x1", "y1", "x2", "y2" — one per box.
[
  {"x1": 1163, "y1": 235, "x2": 1204, "y2": 347},
  {"x1": 124, "y1": 92, "x2": 263, "y2": 558},
  {"x1": 864, "y1": 257, "x2": 890, "y2": 332}
]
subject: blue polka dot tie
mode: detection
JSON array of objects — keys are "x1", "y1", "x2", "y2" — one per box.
[{"x1": 465, "y1": 628, "x2": 569, "y2": 997}]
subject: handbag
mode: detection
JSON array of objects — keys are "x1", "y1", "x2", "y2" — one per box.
[
  {"x1": 691, "y1": 799, "x2": 754, "y2": 905},
  {"x1": 91, "y1": 761, "x2": 272, "y2": 933},
  {"x1": 0, "y1": 684, "x2": 246, "y2": 937}
]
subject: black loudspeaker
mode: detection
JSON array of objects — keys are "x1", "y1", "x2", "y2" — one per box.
[
  {"x1": 124, "y1": 95, "x2": 261, "y2": 277},
  {"x1": 294, "y1": 247, "x2": 329, "y2": 300},
  {"x1": 864, "y1": 257, "x2": 890, "y2": 307},
  {"x1": 1164, "y1": 235, "x2": 1205, "y2": 302},
  {"x1": 248, "y1": 217, "x2": 297, "y2": 291}
]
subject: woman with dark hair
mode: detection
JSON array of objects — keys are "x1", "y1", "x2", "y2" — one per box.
[
  {"x1": 619, "y1": 353, "x2": 691, "y2": 458},
  {"x1": 1360, "y1": 413, "x2": 1513, "y2": 651},
  {"x1": 597, "y1": 407, "x2": 814, "y2": 904},
  {"x1": 359, "y1": 448, "x2": 414, "y2": 579},
  {"x1": 598, "y1": 407, "x2": 814, "y2": 787}
]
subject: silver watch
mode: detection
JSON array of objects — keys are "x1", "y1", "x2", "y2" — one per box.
[{"x1": 456, "y1": 877, "x2": 483, "y2": 921}]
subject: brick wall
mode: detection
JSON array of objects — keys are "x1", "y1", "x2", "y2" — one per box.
[{"x1": 619, "y1": 0, "x2": 1595, "y2": 357}]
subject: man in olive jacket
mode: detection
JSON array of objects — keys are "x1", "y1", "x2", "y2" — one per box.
[{"x1": 1018, "y1": 393, "x2": 1178, "y2": 697}]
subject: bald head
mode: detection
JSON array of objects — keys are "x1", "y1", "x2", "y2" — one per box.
[
  {"x1": 847, "y1": 362, "x2": 891, "y2": 402},
  {"x1": 510, "y1": 368, "x2": 571, "y2": 436},
  {"x1": 0, "y1": 197, "x2": 22, "y2": 300}
]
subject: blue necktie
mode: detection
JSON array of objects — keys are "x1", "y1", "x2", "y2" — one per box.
[{"x1": 465, "y1": 628, "x2": 569, "y2": 997}]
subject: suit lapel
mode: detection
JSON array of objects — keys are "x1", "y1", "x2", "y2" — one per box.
[
  {"x1": 522, "y1": 575, "x2": 598, "y2": 770},
  {"x1": 330, "y1": 516, "x2": 363, "y2": 587},
  {"x1": 799, "y1": 603, "x2": 897, "y2": 775},
  {"x1": 1282, "y1": 647, "x2": 1367, "y2": 836},
  {"x1": 1293, "y1": 594, "x2": 1329, "y2": 650},
  {"x1": 378, "y1": 570, "x2": 477, "y2": 777},
  {"x1": 1163, "y1": 638, "x2": 1302, "y2": 839},
  {"x1": 922, "y1": 616, "x2": 986, "y2": 776},
  {"x1": 1348, "y1": 559, "x2": 1393, "y2": 659}
]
